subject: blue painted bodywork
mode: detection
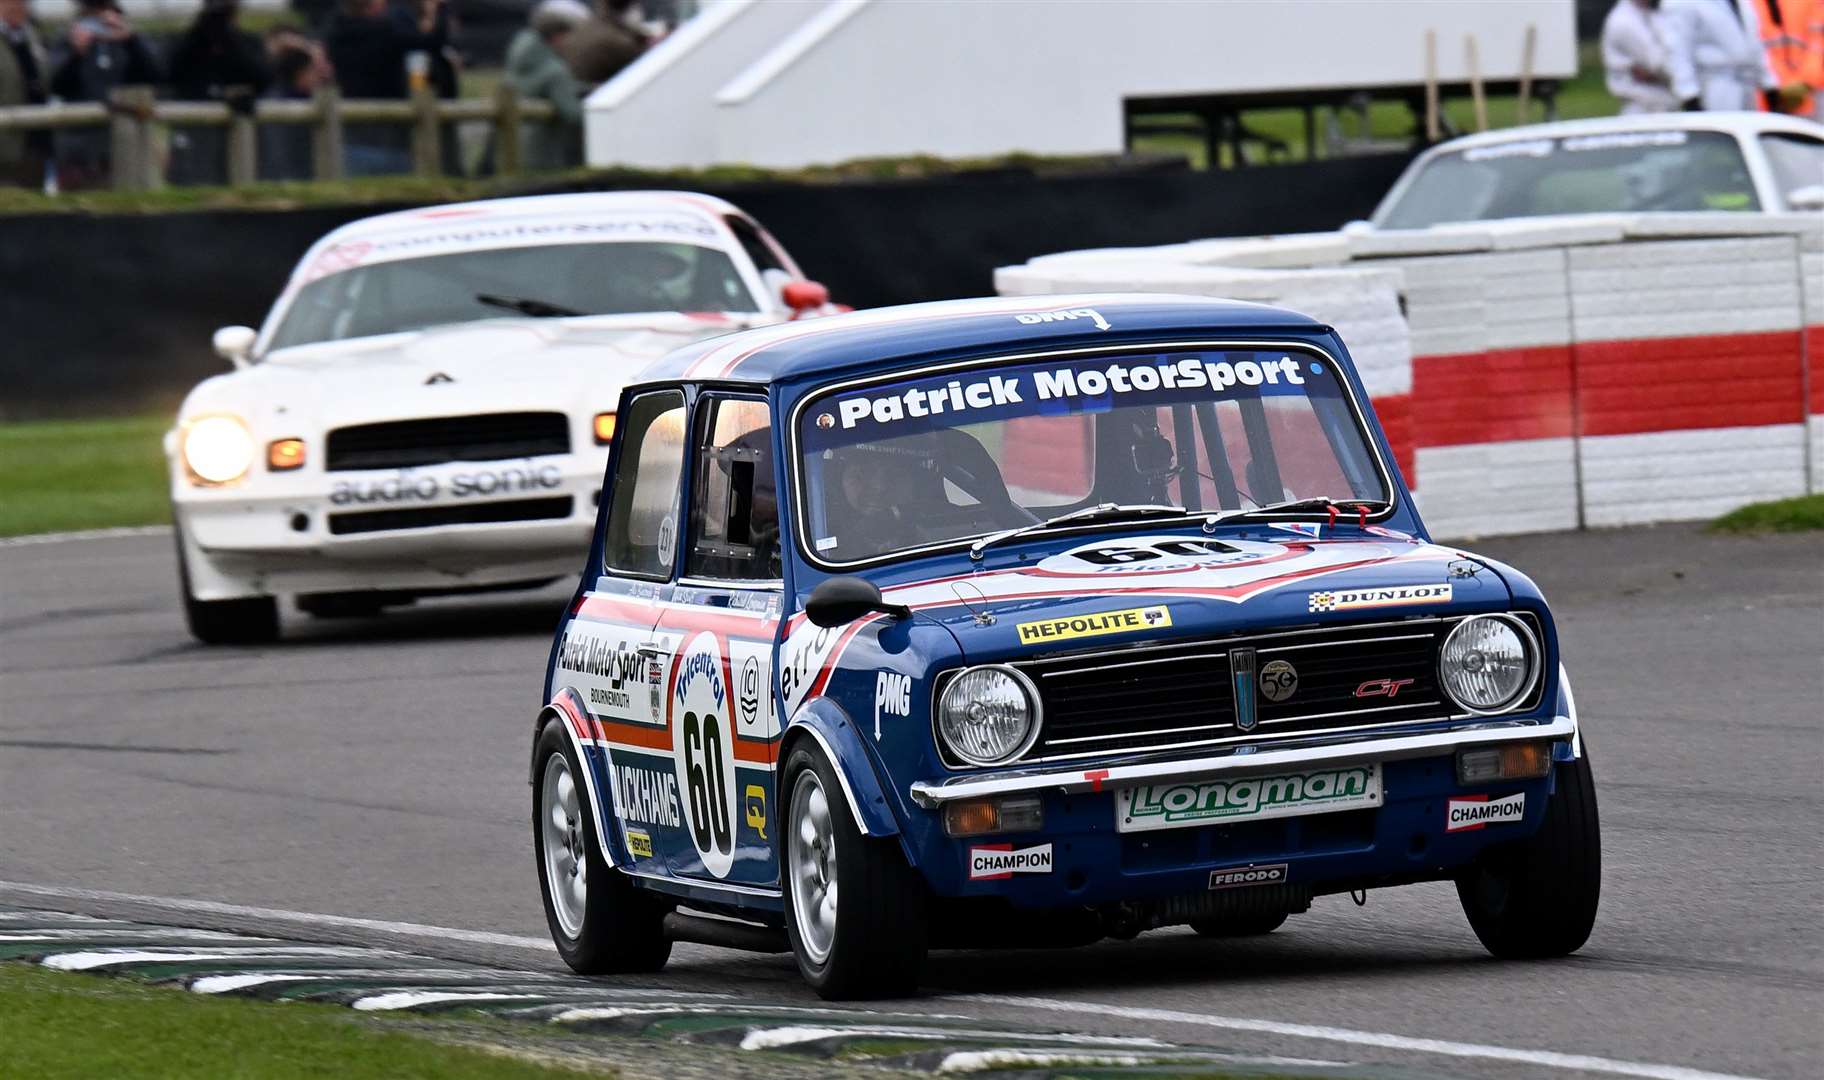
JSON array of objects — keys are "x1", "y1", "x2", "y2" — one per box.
[{"x1": 536, "y1": 295, "x2": 1575, "y2": 922}]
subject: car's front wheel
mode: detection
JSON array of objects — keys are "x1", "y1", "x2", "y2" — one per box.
[
  {"x1": 176, "y1": 527, "x2": 277, "y2": 645},
  {"x1": 781, "y1": 740, "x2": 926, "y2": 999},
  {"x1": 1456, "y1": 748, "x2": 1601, "y2": 959},
  {"x1": 532, "y1": 717, "x2": 671, "y2": 974}
]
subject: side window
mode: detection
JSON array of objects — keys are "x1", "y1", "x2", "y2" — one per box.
[
  {"x1": 1760, "y1": 135, "x2": 1824, "y2": 205},
  {"x1": 604, "y1": 390, "x2": 688, "y2": 579},
  {"x1": 687, "y1": 397, "x2": 779, "y2": 581},
  {"x1": 724, "y1": 216, "x2": 785, "y2": 274}
]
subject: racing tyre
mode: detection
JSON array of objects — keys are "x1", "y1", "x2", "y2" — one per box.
[
  {"x1": 176, "y1": 528, "x2": 278, "y2": 645},
  {"x1": 533, "y1": 717, "x2": 672, "y2": 974},
  {"x1": 1456, "y1": 748, "x2": 1601, "y2": 959},
  {"x1": 1189, "y1": 912, "x2": 1288, "y2": 938},
  {"x1": 781, "y1": 740, "x2": 926, "y2": 999}
]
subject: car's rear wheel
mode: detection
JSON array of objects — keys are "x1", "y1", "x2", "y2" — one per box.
[
  {"x1": 1189, "y1": 912, "x2": 1288, "y2": 938},
  {"x1": 1456, "y1": 748, "x2": 1601, "y2": 959},
  {"x1": 532, "y1": 717, "x2": 671, "y2": 974},
  {"x1": 781, "y1": 740, "x2": 926, "y2": 999},
  {"x1": 176, "y1": 527, "x2": 277, "y2": 645}
]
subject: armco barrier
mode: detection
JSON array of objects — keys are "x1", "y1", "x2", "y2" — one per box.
[{"x1": 997, "y1": 212, "x2": 1823, "y2": 538}]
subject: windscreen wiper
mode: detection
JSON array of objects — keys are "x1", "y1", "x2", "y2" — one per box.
[
  {"x1": 969, "y1": 503, "x2": 1197, "y2": 560},
  {"x1": 1202, "y1": 497, "x2": 1390, "y2": 530},
  {"x1": 475, "y1": 293, "x2": 586, "y2": 318}
]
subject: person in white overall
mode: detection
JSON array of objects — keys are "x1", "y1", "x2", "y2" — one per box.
[
  {"x1": 1661, "y1": 0, "x2": 1781, "y2": 109},
  {"x1": 1603, "y1": 0, "x2": 1701, "y2": 112}
]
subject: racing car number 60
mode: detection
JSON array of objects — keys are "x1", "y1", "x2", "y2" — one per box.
[{"x1": 672, "y1": 632, "x2": 740, "y2": 878}]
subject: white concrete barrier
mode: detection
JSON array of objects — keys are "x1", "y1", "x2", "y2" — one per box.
[{"x1": 1000, "y1": 212, "x2": 1824, "y2": 538}]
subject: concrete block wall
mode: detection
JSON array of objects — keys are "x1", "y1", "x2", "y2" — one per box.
[{"x1": 998, "y1": 214, "x2": 1823, "y2": 539}]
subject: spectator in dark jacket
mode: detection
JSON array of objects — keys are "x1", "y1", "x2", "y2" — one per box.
[
  {"x1": 166, "y1": 0, "x2": 272, "y2": 185},
  {"x1": 259, "y1": 38, "x2": 327, "y2": 180},
  {"x1": 325, "y1": 0, "x2": 447, "y2": 174},
  {"x1": 50, "y1": 0, "x2": 159, "y2": 188},
  {"x1": 0, "y1": 0, "x2": 51, "y2": 188}
]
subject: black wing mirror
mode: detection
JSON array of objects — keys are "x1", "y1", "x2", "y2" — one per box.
[{"x1": 804, "y1": 576, "x2": 910, "y2": 628}]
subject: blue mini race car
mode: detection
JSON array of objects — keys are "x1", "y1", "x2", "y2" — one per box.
[{"x1": 530, "y1": 294, "x2": 1599, "y2": 999}]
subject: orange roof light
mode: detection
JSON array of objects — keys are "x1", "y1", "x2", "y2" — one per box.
[{"x1": 267, "y1": 438, "x2": 306, "y2": 471}]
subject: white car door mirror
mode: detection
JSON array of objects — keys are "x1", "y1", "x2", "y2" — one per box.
[
  {"x1": 1786, "y1": 184, "x2": 1824, "y2": 212},
  {"x1": 212, "y1": 325, "x2": 257, "y2": 368}
]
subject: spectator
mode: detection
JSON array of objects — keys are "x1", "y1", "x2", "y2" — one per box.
[
  {"x1": 0, "y1": 0, "x2": 51, "y2": 189},
  {"x1": 1603, "y1": 0, "x2": 1701, "y2": 112},
  {"x1": 557, "y1": 0, "x2": 647, "y2": 87},
  {"x1": 166, "y1": 0, "x2": 272, "y2": 185},
  {"x1": 1660, "y1": 0, "x2": 1782, "y2": 110},
  {"x1": 49, "y1": 0, "x2": 160, "y2": 189},
  {"x1": 325, "y1": 0, "x2": 448, "y2": 175},
  {"x1": 1748, "y1": 0, "x2": 1823, "y2": 117},
  {"x1": 260, "y1": 37, "x2": 329, "y2": 180},
  {"x1": 505, "y1": 0, "x2": 587, "y2": 171}
]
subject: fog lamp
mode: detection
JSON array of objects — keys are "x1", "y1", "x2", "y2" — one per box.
[
  {"x1": 1457, "y1": 742, "x2": 1553, "y2": 785},
  {"x1": 593, "y1": 412, "x2": 617, "y2": 445},
  {"x1": 267, "y1": 438, "x2": 306, "y2": 471},
  {"x1": 942, "y1": 795, "x2": 1043, "y2": 837}
]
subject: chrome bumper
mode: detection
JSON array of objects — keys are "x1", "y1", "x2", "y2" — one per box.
[{"x1": 907, "y1": 716, "x2": 1576, "y2": 808}]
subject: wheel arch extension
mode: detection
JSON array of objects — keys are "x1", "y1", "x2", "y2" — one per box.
[
  {"x1": 781, "y1": 697, "x2": 900, "y2": 839},
  {"x1": 533, "y1": 687, "x2": 624, "y2": 868}
]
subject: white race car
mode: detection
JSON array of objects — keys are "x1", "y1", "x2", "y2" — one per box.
[
  {"x1": 167, "y1": 191, "x2": 837, "y2": 644},
  {"x1": 1366, "y1": 112, "x2": 1824, "y2": 228}
]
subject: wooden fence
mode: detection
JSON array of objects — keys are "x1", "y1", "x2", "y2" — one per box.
[{"x1": 0, "y1": 84, "x2": 557, "y2": 190}]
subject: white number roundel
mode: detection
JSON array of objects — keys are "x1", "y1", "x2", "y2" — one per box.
[{"x1": 670, "y1": 632, "x2": 739, "y2": 879}]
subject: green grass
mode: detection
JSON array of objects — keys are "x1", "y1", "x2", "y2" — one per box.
[
  {"x1": 0, "y1": 416, "x2": 172, "y2": 537},
  {"x1": 0, "y1": 965, "x2": 604, "y2": 1080},
  {"x1": 1131, "y1": 42, "x2": 1614, "y2": 169},
  {"x1": 1709, "y1": 493, "x2": 1824, "y2": 533}
]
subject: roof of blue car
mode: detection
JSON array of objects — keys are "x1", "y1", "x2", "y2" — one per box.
[{"x1": 639, "y1": 293, "x2": 1329, "y2": 387}]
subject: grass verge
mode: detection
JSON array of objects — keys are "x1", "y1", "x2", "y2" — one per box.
[
  {"x1": 0, "y1": 965, "x2": 604, "y2": 1080},
  {"x1": 1709, "y1": 493, "x2": 1824, "y2": 533},
  {"x1": 0, "y1": 416, "x2": 172, "y2": 538}
]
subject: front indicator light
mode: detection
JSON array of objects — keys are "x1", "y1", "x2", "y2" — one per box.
[
  {"x1": 942, "y1": 795, "x2": 1044, "y2": 837},
  {"x1": 1457, "y1": 742, "x2": 1553, "y2": 785},
  {"x1": 593, "y1": 412, "x2": 617, "y2": 445},
  {"x1": 181, "y1": 415, "x2": 255, "y2": 485},
  {"x1": 267, "y1": 438, "x2": 306, "y2": 471}
]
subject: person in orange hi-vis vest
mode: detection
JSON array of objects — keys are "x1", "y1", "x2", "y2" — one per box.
[{"x1": 1749, "y1": 0, "x2": 1823, "y2": 117}]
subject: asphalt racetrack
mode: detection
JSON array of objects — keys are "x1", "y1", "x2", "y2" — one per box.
[{"x1": 1, "y1": 523, "x2": 1818, "y2": 1079}]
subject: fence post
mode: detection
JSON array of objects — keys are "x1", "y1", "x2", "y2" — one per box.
[
  {"x1": 312, "y1": 86, "x2": 345, "y2": 181},
  {"x1": 493, "y1": 81, "x2": 522, "y2": 178},
  {"x1": 410, "y1": 85, "x2": 439, "y2": 177},
  {"x1": 108, "y1": 86, "x2": 154, "y2": 192},
  {"x1": 227, "y1": 109, "x2": 258, "y2": 186}
]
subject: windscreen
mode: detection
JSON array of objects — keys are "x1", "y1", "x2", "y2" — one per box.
[
  {"x1": 266, "y1": 241, "x2": 758, "y2": 352},
  {"x1": 1377, "y1": 130, "x2": 1757, "y2": 228},
  {"x1": 795, "y1": 349, "x2": 1387, "y2": 564}
]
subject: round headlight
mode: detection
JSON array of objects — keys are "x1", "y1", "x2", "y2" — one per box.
[
  {"x1": 182, "y1": 415, "x2": 255, "y2": 485},
  {"x1": 937, "y1": 665, "x2": 1039, "y2": 766},
  {"x1": 1439, "y1": 615, "x2": 1539, "y2": 714}
]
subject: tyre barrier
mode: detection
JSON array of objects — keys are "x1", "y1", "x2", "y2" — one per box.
[{"x1": 997, "y1": 212, "x2": 1824, "y2": 538}]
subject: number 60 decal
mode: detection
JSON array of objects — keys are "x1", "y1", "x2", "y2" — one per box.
[{"x1": 671, "y1": 632, "x2": 740, "y2": 879}]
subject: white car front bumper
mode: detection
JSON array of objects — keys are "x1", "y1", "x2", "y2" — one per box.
[{"x1": 174, "y1": 454, "x2": 604, "y2": 600}]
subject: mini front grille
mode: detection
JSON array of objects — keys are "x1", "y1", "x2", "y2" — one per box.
[
  {"x1": 324, "y1": 412, "x2": 570, "y2": 471},
  {"x1": 327, "y1": 496, "x2": 573, "y2": 535},
  {"x1": 993, "y1": 615, "x2": 1543, "y2": 766}
]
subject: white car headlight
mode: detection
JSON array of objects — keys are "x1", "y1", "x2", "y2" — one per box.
[
  {"x1": 182, "y1": 415, "x2": 256, "y2": 485},
  {"x1": 1439, "y1": 615, "x2": 1539, "y2": 714},
  {"x1": 937, "y1": 665, "x2": 1040, "y2": 766}
]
